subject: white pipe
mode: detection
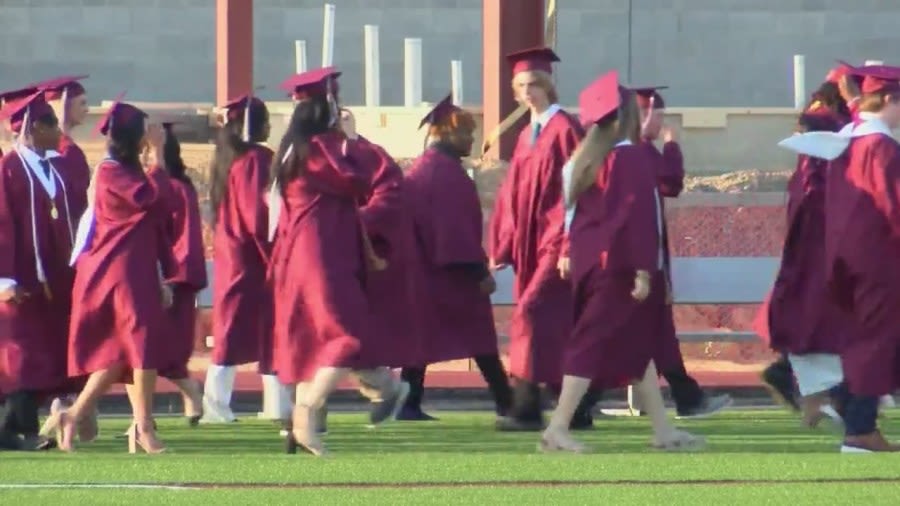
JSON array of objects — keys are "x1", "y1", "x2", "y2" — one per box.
[
  {"x1": 793, "y1": 54, "x2": 805, "y2": 110},
  {"x1": 364, "y1": 25, "x2": 380, "y2": 106},
  {"x1": 865, "y1": 60, "x2": 884, "y2": 66},
  {"x1": 294, "y1": 40, "x2": 307, "y2": 73},
  {"x1": 404, "y1": 38, "x2": 423, "y2": 107},
  {"x1": 451, "y1": 59, "x2": 463, "y2": 105},
  {"x1": 322, "y1": 3, "x2": 336, "y2": 67}
]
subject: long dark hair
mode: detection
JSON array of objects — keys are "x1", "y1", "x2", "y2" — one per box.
[
  {"x1": 805, "y1": 82, "x2": 850, "y2": 119},
  {"x1": 209, "y1": 100, "x2": 269, "y2": 224},
  {"x1": 163, "y1": 124, "x2": 192, "y2": 187},
  {"x1": 270, "y1": 94, "x2": 333, "y2": 188},
  {"x1": 107, "y1": 114, "x2": 145, "y2": 169}
]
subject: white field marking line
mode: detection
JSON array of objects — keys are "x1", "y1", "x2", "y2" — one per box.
[{"x1": 0, "y1": 484, "x2": 196, "y2": 490}]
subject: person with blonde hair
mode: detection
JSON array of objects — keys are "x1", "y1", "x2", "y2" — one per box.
[
  {"x1": 488, "y1": 47, "x2": 595, "y2": 431},
  {"x1": 543, "y1": 71, "x2": 704, "y2": 452}
]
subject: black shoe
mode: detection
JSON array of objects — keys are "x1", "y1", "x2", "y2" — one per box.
[
  {"x1": 0, "y1": 430, "x2": 22, "y2": 451},
  {"x1": 395, "y1": 406, "x2": 439, "y2": 421},
  {"x1": 676, "y1": 393, "x2": 733, "y2": 419},
  {"x1": 761, "y1": 362, "x2": 800, "y2": 411},
  {"x1": 495, "y1": 415, "x2": 545, "y2": 432},
  {"x1": 570, "y1": 411, "x2": 595, "y2": 431}
]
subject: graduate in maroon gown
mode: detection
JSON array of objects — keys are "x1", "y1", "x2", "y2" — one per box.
[
  {"x1": 818, "y1": 65, "x2": 900, "y2": 452},
  {"x1": 398, "y1": 96, "x2": 514, "y2": 422},
  {"x1": 269, "y1": 72, "x2": 409, "y2": 456},
  {"x1": 0, "y1": 91, "x2": 76, "y2": 450},
  {"x1": 155, "y1": 122, "x2": 206, "y2": 425},
  {"x1": 758, "y1": 69, "x2": 858, "y2": 413},
  {"x1": 542, "y1": 71, "x2": 704, "y2": 453},
  {"x1": 626, "y1": 86, "x2": 733, "y2": 419},
  {"x1": 202, "y1": 93, "x2": 273, "y2": 423},
  {"x1": 487, "y1": 47, "x2": 593, "y2": 431},
  {"x1": 41, "y1": 98, "x2": 176, "y2": 453}
]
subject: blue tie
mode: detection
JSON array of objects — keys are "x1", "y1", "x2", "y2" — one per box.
[{"x1": 530, "y1": 123, "x2": 541, "y2": 145}]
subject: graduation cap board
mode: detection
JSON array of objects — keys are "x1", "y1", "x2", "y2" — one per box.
[{"x1": 223, "y1": 86, "x2": 266, "y2": 142}]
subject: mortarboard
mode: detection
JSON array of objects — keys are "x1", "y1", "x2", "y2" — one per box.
[
  {"x1": 35, "y1": 75, "x2": 89, "y2": 127},
  {"x1": 825, "y1": 62, "x2": 852, "y2": 85},
  {"x1": 418, "y1": 94, "x2": 461, "y2": 129},
  {"x1": 578, "y1": 70, "x2": 623, "y2": 126},
  {"x1": 506, "y1": 47, "x2": 560, "y2": 76},
  {"x1": 0, "y1": 90, "x2": 56, "y2": 135},
  {"x1": 631, "y1": 86, "x2": 669, "y2": 110},
  {"x1": 93, "y1": 92, "x2": 146, "y2": 137},
  {"x1": 280, "y1": 67, "x2": 342, "y2": 100},
  {"x1": 846, "y1": 63, "x2": 900, "y2": 95},
  {"x1": 223, "y1": 91, "x2": 265, "y2": 142}
]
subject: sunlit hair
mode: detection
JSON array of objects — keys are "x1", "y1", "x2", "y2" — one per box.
[
  {"x1": 428, "y1": 108, "x2": 476, "y2": 140},
  {"x1": 511, "y1": 70, "x2": 559, "y2": 105},
  {"x1": 566, "y1": 88, "x2": 640, "y2": 205},
  {"x1": 858, "y1": 90, "x2": 900, "y2": 113}
]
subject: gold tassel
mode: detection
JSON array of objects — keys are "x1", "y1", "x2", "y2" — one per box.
[{"x1": 43, "y1": 282, "x2": 53, "y2": 301}]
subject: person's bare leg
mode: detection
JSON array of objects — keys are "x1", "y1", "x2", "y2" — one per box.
[
  {"x1": 171, "y1": 378, "x2": 203, "y2": 419},
  {"x1": 541, "y1": 375, "x2": 590, "y2": 452},
  {"x1": 633, "y1": 360, "x2": 704, "y2": 450},
  {"x1": 129, "y1": 368, "x2": 164, "y2": 453},
  {"x1": 41, "y1": 363, "x2": 126, "y2": 451},
  {"x1": 292, "y1": 367, "x2": 349, "y2": 456}
]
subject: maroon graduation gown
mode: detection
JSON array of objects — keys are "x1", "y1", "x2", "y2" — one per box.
[
  {"x1": 271, "y1": 133, "x2": 375, "y2": 384},
  {"x1": 825, "y1": 132, "x2": 900, "y2": 396},
  {"x1": 355, "y1": 137, "x2": 424, "y2": 368},
  {"x1": 211, "y1": 145, "x2": 273, "y2": 370},
  {"x1": 757, "y1": 154, "x2": 851, "y2": 355},
  {"x1": 68, "y1": 162, "x2": 178, "y2": 376},
  {"x1": 0, "y1": 151, "x2": 77, "y2": 395},
  {"x1": 405, "y1": 145, "x2": 499, "y2": 363},
  {"x1": 158, "y1": 178, "x2": 208, "y2": 380},
  {"x1": 57, "y1": 134, "x2": 90, "y2": 222},
  {"x1": 565, "y1": 144, "x2": 662, "y2": 388},
  {"x1": 487, "y1": 110, "x2": 583, "y2": 384}
]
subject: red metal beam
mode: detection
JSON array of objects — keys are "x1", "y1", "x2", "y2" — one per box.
[
  {"x1": 216, "y1": 0, "x2": 254, "y2": 106},
  {"x1": 482, "y1": 0, "x2": 545, "y2": 160}
]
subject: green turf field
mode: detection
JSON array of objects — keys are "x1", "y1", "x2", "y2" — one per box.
[{"x1": 2, "y1": 410, "x2": 900, "y2": 505}]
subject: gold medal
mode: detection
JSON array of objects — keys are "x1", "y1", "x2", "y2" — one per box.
[{"x1": 50, "y1": 205, "x2": 58, "y2": 220}]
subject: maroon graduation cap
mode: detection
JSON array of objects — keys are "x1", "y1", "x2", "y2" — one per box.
[
  {"x1": 847, "y1": 63, "x2": 900, "y2": 95},
  {"x1": 93, "y1": 92, "x2": 147, "y2": 137},
  {"x1": 223, "y1": 90, "x2": 266, "y2": 142},
  {"x1": 280, "y1": 67, "x2": 342, "y2": 100},
  {"x1": 0, "y1": 90, "x2": 56, "y2": 135},
  {"x1": 506, "y1": 47, "x2": 560, "y2": 75},
  {"x1": 418, "y1": 94, "x2": 460, "y2": 129},
  {"x1": 631, "y1": 85, "x2": 669, "y2": 110},
  {"x1": 578, "y1": 70, "x2": 623, "y2": 126}
]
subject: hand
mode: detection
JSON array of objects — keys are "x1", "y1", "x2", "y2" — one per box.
[
  {"x1": 631, "y1": 270, "x2": 651, "y2": 301},
  {"x1": 661, "y1": 125, "x2": 677, "y2": 143},
  {"x1": 160, "y1": 284, "x2": 174, "y2": 308},
  {"x1": 367, "y1": 253, "x2": 388, "y2": 272},
  {"x1": 838, "y1": 74, "x2": 861, "y2": 104},
  {"x1": 0, "y1": 285, "x2": 28, "y2": 304},
  {"x1": 557, "y1": 256, "x2": 570, "y2": 280},
  {"x1": 488, "y1": 258, "x2": 509, "y2": 271},
  {"x1": 340, "y1": 108, "x2": 358, "y2": 140},
  {"x1": 479, "y1": 274, "x2": 497, "y2": 295}
]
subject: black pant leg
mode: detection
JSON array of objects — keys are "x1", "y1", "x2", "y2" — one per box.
[
  {"x1": 473, "y1": 354, "x2": 513, "y2": 415},
  {"x1": 400, "y1": 366, "x2": 427, "y2": 410}
]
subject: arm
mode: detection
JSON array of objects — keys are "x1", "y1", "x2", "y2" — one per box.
[
  {"x1": 99, "y1": 162, "x2": 159, "y2": 212},
  {"x1": 0, "y1": 168, "x2": 17, "y2": 292},
  {"x1": 863, "y1": 140, "x2": 900, "y2": 237},
  {"x1": 357, "y1": 144, "x2": 404, "y2": 242},
  {"x1": 306, "y1": 134, "x2": 373, "y2": 198},
  {"x1": 488, "y1": 165, "x2": 516, "y2": 266},
  {"x1": 540, "y1": 122, "x2": 584, "y2": 259},
  {"x1": 149, "y1": 170, "x2": 180, "y2": 285},
  {"x1": 233, "y1": 149, "x2": 273, "y2": 265},
  {"x1": 658, "y1": 142, "x2": 685, "y2": 197}
]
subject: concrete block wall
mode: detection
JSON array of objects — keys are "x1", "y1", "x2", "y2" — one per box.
[{"x1": 1, "y1": 0, "x2": 900, "y2": 107}]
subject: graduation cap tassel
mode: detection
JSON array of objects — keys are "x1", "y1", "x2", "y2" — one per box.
[
  {"x1": 18, "y1": 105, "x2": 31, "y2": 146},
  {"x1": 242, "y1": 98, "x2": 251, "y2": 143},
  {"x1": 60, "y1": 87, "x2": 69, "y2": 130},
  {"x1": 641, "y1": 95, "x2": 655, "y2": 134},
  {"x1": 326, "y1": 77, "x2": 339, "y2": 128}
]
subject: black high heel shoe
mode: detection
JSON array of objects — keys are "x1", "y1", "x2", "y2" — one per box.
[{"x1": 186, "y1": 415, "x2": 201, "y2": 427}]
